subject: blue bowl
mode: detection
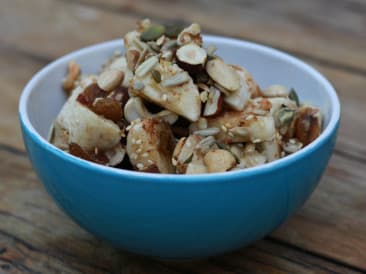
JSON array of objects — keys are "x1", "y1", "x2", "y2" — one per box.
[{"x1": 19, "y1": 36, "x2": 340, "y2": 259}]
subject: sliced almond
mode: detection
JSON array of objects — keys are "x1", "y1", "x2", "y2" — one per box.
[
  {"x1": 203, "y1": 87, "x2": 223, "y2": 117},
  {"x1": 134, "y1": 61, "x2": 201, "y2": 121},
  {"x1": 224, "y1": 66, "x2": 251, "y2": 111},
  {"x1": 263, "y1": 85, "x2": 290, "y2": 97},
  {"x1": 126, "y1": 48, "x2": 141, "y2": 71},
  {"x1": 203, "y1": 149, "x2": 236, "y2": 173},
  {"x1": 206, "y1": 59, "x2": 240, "y2": 92},
  {"x1": 97, "y1": 69, "x2": 124, "y2": 92},
  {"x1": 176, "y1": 43, "x2": 207, "y2": 72},
  {"x1": 105, "y1": 144, "x2": 126, "y2": 166},
  {"x1": 177, "y1": 23, "x2": 202, "y2": 46}
]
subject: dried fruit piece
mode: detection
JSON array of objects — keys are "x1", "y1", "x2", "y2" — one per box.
[
  {"x1": 107, "y1": 86, "x2": 129, "y2": 108},
  {"x1": 126, "y1": 119, "x2": 175, "y2": 173},
  {"x1": 91, "y1": 98, "x2": 123, "y2": 122},
  {"x1": 76, "y1": 83, "x2": 105, "y2": 107},
  {"x1": 57, "y1": 86, "x2": 121, "y2": 151},
  {"x1": 176, "y1": 43, "x2": 207, "y2": 72},
  {"x1": 140, "y1": 25, "x2": 165, "y2": 41},
  {"x1": 69, "y1": 143, "x2": 109, "y2": 165},
  {"x1": 294, "y1": 106, "x2": 322, "y2": 145},
  {"x1": 97, "y1": 69, "x2": 124, "y2": 92},
  {"x1": 206, "y1": 59, "x2": 240, "y2": 92},
  {"x1": 62, "y1": 61, "x2": 81, "y2": 93},
  {"x1": 203, "y1": 149, "x2": 236, "y2": 173},
  {"x1": 203, "y1": 87, "x2": 223, "y2": 117}
]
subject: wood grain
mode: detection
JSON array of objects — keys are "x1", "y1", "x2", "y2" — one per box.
[
  {"x1": 1, "y1": 0, "x2": 366, "y2": 272},
  {"x1": 79, "y1": 0, "x2": 366, "y2": 73},
  {"x1": 0, "y1": 148, "x2": 363, "y2": 274}
]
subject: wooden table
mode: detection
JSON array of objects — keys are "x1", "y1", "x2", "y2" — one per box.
[{"x1": 1, "y1": 0, "x2": 366, "y2": 273}]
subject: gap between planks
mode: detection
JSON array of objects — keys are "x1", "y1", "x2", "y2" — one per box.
[
  {"x1": 56, "y1": 0, "x2": 366, "y2": 78},
  {"x1": 1, "y1": 141, "x2": 366, "y2": 273}
]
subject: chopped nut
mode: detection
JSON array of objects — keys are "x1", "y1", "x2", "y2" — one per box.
[
  {"x1": 97, "y1": 69, "x2": 124, "y2": 92},
  {"x1": 177, "y1": 23, "x2": 202, "y2": 46},
  {"x1": 206, "y1": 59, "x2": 240, "y2": 92},
  {"x1": 203, "y1": 149, "x2": 236, "y2": 173},
  {"x1": 176, "y1": 43, "x2": 207, "y2": 72},
  {"x1": 203, "y1": 87, "x2": 223, "y2": 117},
  {"x1": 62, "y1": 61, "x2": 81, "y2": 93},
  {"x1": 91, "y1": 98, "x2": 123, "y2": 122},
  {"x1": 263, "y1": 85, "x2": 290, "y2": 97}
]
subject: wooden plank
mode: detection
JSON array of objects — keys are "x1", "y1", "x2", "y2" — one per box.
[
  {"x1": 1, "y1": 0, "x2": 366, "y2": 75},
  {"x1": 1, "y1": 0, "x2": 366, "y2": 270},
  {"x1": 0, "y1": 148, "x2": 363, "y2": 274},
  {"x1": 78, "y1": 0, "x2": 366, "y2": 73},
  {"x1": 0, "y1": 45, "x2": 45, "y2": 151}
]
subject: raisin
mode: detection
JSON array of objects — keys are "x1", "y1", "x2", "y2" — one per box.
[
  {"x1": 91, "y1": 98, "x2": 123, "y2": 122},
  {"x1": 109, "y1": 86, "x2": 129, "y2": 109},
  {"x1": 77, "y1": 83, "x2": 105, "y2": 107},
  {"x1": 69, "y1": 143, "x2": 109, "y2": 165}
]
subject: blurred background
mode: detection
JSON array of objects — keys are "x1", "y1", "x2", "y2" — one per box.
[{"x1": 1, "y1": 0, "x2": 366, "y2": 273}]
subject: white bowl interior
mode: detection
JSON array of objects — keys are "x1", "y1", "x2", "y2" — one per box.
[{"x1": 23, "y1": 37, "x2": 336, "y2": 144}]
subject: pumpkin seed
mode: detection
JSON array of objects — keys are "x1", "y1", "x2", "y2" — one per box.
[
  {"x1": 289, "y1": 88, "x2": 300, "y2": 106},
  {"x1": 151, "y1": 69, "x2": 161, "y2": 83},
  {"x1": 161, "y1": 72, "x2": 190, "y2": 87},
  {"x1": 165, "y1": 24, "x2": 184, "y2": 38},
  {"x1": 183, "y1": 153, "x2": 193, "y2": 164},
  {"x1": 275, "y1": 108, "x2": 295, "y2": 128},
  {"x1": 140, "y1": 25, "x2": 165, "y2": 41}
]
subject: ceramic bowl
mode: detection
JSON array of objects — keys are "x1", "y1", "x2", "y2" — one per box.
[{"x1": 19, "y1": 36, "x2": 340, "y2": 259}]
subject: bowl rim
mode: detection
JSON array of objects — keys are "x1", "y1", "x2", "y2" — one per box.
[{"x1": 19, "y1": 35, "x2": 340, "y2": 182}]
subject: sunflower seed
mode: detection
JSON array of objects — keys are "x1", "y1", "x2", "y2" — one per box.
[
  {"x1": 161, "y1": 72, "x2": 190, "y2": 87},
  {"x1": 135, "y1": 56, "x2": 159, "y2": 77},
  {"x1": 193, "y1": 127, "x2": 220, "y2": 136}
]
